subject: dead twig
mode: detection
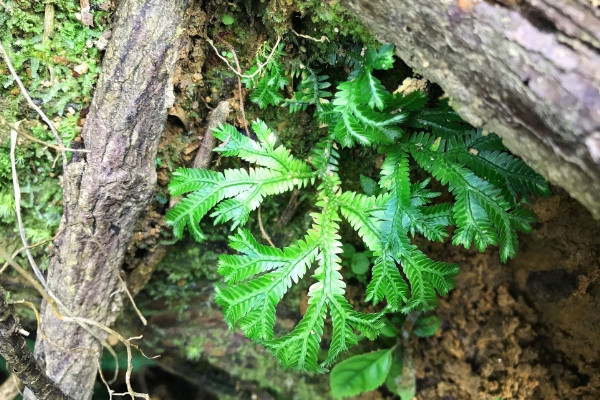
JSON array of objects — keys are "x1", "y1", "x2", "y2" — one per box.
[
  {"x1": 206, "y1": 35, "x2": 281, "y2": 83},
  {"x1": 277, "y1": 189, "x2": 301, "y2": 229},
  {"x1": 217, "y1": 38, "x2": 249, "y2": 135},
  {"x1": 0, "y1": 117, "x2": 89, "y2": 153},
  {"x1": 258, "y1": 206, "x2": 276, "y2": 248},
  {"x1": 43, "y1": 3, "x2": 55, "y2": 43},
  {"x1": 292, "y1": 28, "x2": 329, "y2": 43},
  {"x1": 9, "y1": 125, "x2": 49, "y2": 289}
]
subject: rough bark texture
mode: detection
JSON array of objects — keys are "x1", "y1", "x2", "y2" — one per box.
[
  {"x1": 341, "y1": 0, "x2": 600, "y2": 218},
  {"x1": 0, "y1": 285, "x2": 72, "y2": 400},
  {"x1": 24, "y1": 0, "x2": 189, "y2": 399}
]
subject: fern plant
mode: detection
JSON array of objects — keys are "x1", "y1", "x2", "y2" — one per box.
[
  {"x1": 242, "y1": 42, "x2": 289, "y2": 109},
  {"x1": 166, "y1": 44, "x2": 549, "y2": 372}
]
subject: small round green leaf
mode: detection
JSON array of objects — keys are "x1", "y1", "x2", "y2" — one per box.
[
  {"x1": 221, "y1": 12, "x2": 235, "y2": 25},
  {"x1": 341, "y1": 243, "x2": 356, "y2": 259},
  {"x1": 360, "y1": 174, "x2": 378, "y2": 196},
  {"x1": 351, "y1": 252, "x2": 370, "y2": 275},
  {"x1": 330, "y1": 349, "x2": 393, "y2": 398},
  {"x1": 413, "y1": 315, "x2": 440, "y2": 338},
  {"x1": 380, "y1": 318, "x2": 398, "y2": 338}
]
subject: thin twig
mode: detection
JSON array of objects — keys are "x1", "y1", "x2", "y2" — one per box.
[
  {"x1": 43, "y1": 3, "x2": 55, "y2": 44},
  {"x1": 257, "y1": 206, "x2": 276, "y2": 248},
  {"x1": 217, "y1": 38, "x2": 249, "y2": 135},
  {"x1": 9, "y1": 125, "x2": 48, "y2": 288},
  {"x1": 1, "y1": 119, "x2": 89, "y2": 153},
  {"x1": 1, "y1": 249, "x2": 153, "y2": 400},
  {"x1": 292, "y1": 28, "x2": 329, "y2": 43},
  {"x1": 193, "y1": 100, "x2": 230, "y2": 169},
  {"x1": 0, "y1": 225, "x2": 66, "y2": 275},
  {"x1": 0, "y1": 374, "x2": 23, "y2": 400},
  {"x1": 206, "y1": 35, "x2": 281, "y2": 82},
  {"x1": 0, "y1": 1, "x2": 12, "y2": 12},
  {"x1": 0, "y1": 41, "x2": 69, "y2": 184}
]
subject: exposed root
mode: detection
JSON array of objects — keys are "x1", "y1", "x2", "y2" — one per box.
[{"x1": 206, "y1": 35, "x2": 281, "y2": 84}]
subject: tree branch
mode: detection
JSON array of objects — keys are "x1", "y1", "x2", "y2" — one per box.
[{"x1": 0, "y1": 284, "x2": 73, "y2": 400}]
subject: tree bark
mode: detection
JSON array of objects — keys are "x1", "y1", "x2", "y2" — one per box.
[
  {"x1": 341, "y1": 0, "x2": 600, "y2": 218},
  {"x1": 0, "y1": 284, "x2": 73, "y2": 400},
  {"x1": 24, "y1": 0, "x2": 189, "y2": 399}
]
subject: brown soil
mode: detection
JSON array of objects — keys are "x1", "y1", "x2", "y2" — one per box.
[{"x1": 411, "y1": 189, "x2": 600, "y2": 400}]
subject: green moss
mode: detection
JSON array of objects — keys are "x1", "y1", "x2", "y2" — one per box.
[{"x1": 0, "y1": 1, "x2": 106, "y2": 265}]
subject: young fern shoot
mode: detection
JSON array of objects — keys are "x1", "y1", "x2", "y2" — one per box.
[{"x1": 166, "y1": 44, "x2": 549, "y2": 372}]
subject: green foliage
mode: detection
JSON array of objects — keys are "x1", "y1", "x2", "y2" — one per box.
[
  {"x1": 285, "y1": 68, "x2": 331, "y2": 113},
  {"x1": 331, "y1": 313, "x2": 437, "y2": 398},
  {"x1": 243, "y1": 43, "x2": 289, "y2": 109},
  {"x1": 167, "y1": 43, "x2": 548, "y2": 372},
  {"x1": 412, "y1": 315, "x2": 441, "y2": 338},
  {"x1": 329, "y1": 348, "x2": 392, "y2": 398}
]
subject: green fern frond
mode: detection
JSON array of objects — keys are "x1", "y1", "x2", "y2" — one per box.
[
  {"x1": 411, "y1": 203, "x2": 454, "y2": 242},
  {"x1": 244, "y1": 43, "x2": 289, "y2": 109},
  {"x1": 166, "y1": 121, "x2": 315, "y2": 239},
  {"x1": 286, "y1": 69, "x2": 331, "y2": 113},
  {"x1": 213, "y1": 121, "x2": 313, "y2": 175},
  {"x1": 357, "y1": 72, "x2": 390, "y2": 110},
  {"x1": 384, "y1": 90, "x2": 428, "y2": 114},
  {"x1": 216, "y1": 229, "x2": 320, "y2": 342},
  {"x1": 337, "y1": 191, "x2": 387, "y2": 252},
  {"x1": 166, "y1": 43, "x2": 548, "y2": 373},
  {"x1": 324, "y1": 44, "x2": 412, "y2": 148},
  {"x1": 366, "y1": 252, "x2": 409, "y2": 310},
  {"x1": 167, "y1": 168, "x2": 224, "y2": 197},
  {"x1": 443, "y1": 130, "x2": 550, "y2": 202},
  {"x1": 405, "y1": 100, "x2": 471, "y2": 138},
  {"x1": 400, "y1": 250, "x2": 459, "y2": 312},
  {"x1": 408, "y1": 132, "x2": 536, "y2": 261}
]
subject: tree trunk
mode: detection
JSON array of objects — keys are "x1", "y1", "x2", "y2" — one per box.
[
  {"x1": 24, "y1": 0, "x2": 189, "y2": 399},
  {"x1": 341, "y1": 0, "x2": 600, "y2": 218}
]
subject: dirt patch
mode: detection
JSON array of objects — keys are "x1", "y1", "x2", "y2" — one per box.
[{"x1": 412, "y1": 189, "x2": 600, "y2": 399}]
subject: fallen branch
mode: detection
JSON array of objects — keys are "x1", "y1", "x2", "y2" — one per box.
[{"x1": 193, "y1": 100, "x2": 231, "y2": 169}]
